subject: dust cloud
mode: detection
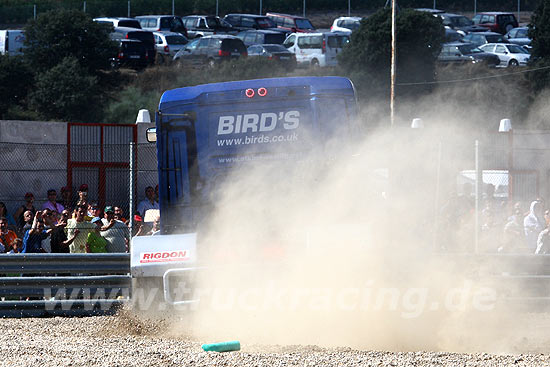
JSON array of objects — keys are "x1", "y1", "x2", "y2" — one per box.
[{"x1": 158, "y1": 97, "x2": 550, "y2": 354}]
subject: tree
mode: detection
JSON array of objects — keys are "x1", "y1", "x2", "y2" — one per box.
[
  {"x1": 527, "y1": 0, "x2": 550, "y2": 93},
  {"x1": 24, "y1": 9, "x2": 117, "y2": 75},
  {"x1": 28, "y1": 57, "x2": 102, "y2": 122},
  {"x1": 0, "y1": 55, "x2": 34, "y2": 119},
  {"x1": 339, "y1": 8, "x2": 445, "y2": 100}
]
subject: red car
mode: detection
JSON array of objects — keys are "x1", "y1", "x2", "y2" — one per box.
[{"x1": 472, "y1": 12, "x2": 519, "y2": 34}]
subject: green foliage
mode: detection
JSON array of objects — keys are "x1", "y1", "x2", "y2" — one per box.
[
  {"x1": 339, "y1": 8, "x2": 444, "y2": 100},
  {"x1": 529, "y1": 0, "x2": 550, "y2": 60},
  {"x1": 28, "y1": 57, "x2": 103, "y2": 122},
  {"x1": 104, "y1": 86, "x2": 159, "y2": 124},
  {"x1": 24, "y1": 9, "x2": 117, "y2": 75},
  {"x1": 0, "y1": 54, "x2": 33, "y2": 119}
]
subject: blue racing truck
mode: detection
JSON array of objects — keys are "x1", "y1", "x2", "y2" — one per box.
[{"x1": 131, "y1": 76, "x2": 358, "y2": 306}]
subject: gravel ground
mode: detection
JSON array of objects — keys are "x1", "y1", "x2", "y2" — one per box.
[{"x1": 1, "y1": 311, "x2": 550, "y2": 367}]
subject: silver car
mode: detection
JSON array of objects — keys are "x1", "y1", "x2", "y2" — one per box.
[
  {"x1": 478, "y1": 42, "x2": 530, "y2": 67},
  {"x1": 153, "y1": 31, "x2": 189, "y2": 63}
]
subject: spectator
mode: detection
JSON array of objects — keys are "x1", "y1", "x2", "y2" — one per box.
[
  {"x1": 50, "y1": 209, "x2": 76, "y2": 253},
  {"x1": 536, "y1": 222, "x2": 550, "y2": 254},
  {"x1": 499, "y1": 206, "x2": 525, "y2": 253},
  {"x1": 88, "y1": 202, "x2": 102, "y2": 220},
  {"x1": 86, "y1": 217, "x2": 108, "y2": 253},
  {"x1": 0, "y1": 202, "x2": 16, "y2": 227},
  {"x1": 21, "y1": 210, "x2": 33, "y2": 233},
  {"x1": 21, "y1": 212, "x2": 51, "y2": 253},
  {"x1": 113, "y1": 206, "x2": 127, "y2": 224},
  {"x1": 147, "y1": 215, "x2": 161, "y2": 236},
  {"x1": 42, "y1": 189, "x2": 64, "y2": 216},
  {"x1": 40, "y1": 209, "x2": 57, "y2": 253},
  {"x1": 65, "y1": 204, "x2": 96, "y2": 253},
  {"x1": 59, "y1": 186, "x2": 74, "y2": 213},
  {"x1": 524, "y1": 200, "x2": 545, "y2": 251},
  {"x1": 137, "y1": 186, "x2": 160, "y2": 220},
  {"x1": 14, "y1": 192, "x2": 36, "y2": 230},
  {"x1": 132, "y1": 214, "x2": 145, "y2": 237},
  {"x1": 0, "y1": 216, "x2": 18, "y2": 253},
  {"x1": 101, "y1": 206, "x2": 130, "y2": 252},
  {"x1": 75, "y1": 184, "x2": 89, "y2": 208}
]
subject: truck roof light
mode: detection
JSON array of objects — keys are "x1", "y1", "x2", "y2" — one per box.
[
  {"x1": 245, "y1": 88, "x2": 255, "y2": 98},
  {"x1": 258, "y1": 87, "x2": 267, "y2": 97}
]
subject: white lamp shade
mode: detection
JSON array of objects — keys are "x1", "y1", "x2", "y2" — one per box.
[
  {"x1": 499, "y1": 118, "x2": 512, "y2": 132},
  {"x1": 136, "y1": 109, "x2": 151, "y2": 124}
]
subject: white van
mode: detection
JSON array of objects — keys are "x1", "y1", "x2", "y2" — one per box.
[{"x1": 282, "y1": 32, "x2": 349, "y2": 67}]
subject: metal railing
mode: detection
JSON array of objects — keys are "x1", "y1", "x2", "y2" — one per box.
[{"x1": 0, "y1": 253, "x2": 131, "y2": 317}]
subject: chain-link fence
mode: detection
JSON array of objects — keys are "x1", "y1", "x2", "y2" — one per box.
[{"x1": 0, "y1": 141, "x2": 158, "y2": 248}]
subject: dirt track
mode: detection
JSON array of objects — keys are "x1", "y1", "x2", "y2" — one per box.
[{"x1": 1, "y1": 313, "x2": 550, "y2": 367}]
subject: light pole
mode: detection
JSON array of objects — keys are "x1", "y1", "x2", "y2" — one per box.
[
  {"x1": 390, "y1": 0, "x2": 396, "y2": 127},
  {"x1": 303, "y1": 0, "x2": 306, "y2": 18}
]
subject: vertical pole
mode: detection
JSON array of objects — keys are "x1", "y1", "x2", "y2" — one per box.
[
  {"x1": 432, "y1": 141, "x2": 442, "y2": 251},
  {"x1": 83, "y1": 1, "x2": 86, "y2": 12},
  {"x1": 303, "y1": 0, "x2": 306, "y2": 18},
  {"x1": 508, "y1": 129, "x2": 514, "y2": 201},
  {"x1": 128, "y1": 1, "x2": 131, "y2": 17},
  {"x1": 129, "y1": 142, "x2": 135, "y2": 237},
  {"x1": 390, "y1": 0, "x2": 396, "y2": 128},
  {"x1": 34, "y1": 4, "x2": 37, "y2": 19},
  {"x1": 216, "y1": 0, "x2": 219, "y2": 16},
  {"x1": 517, "y1": 0, "x2": 520, "y2": 25},
  {"x1": 433, "y1": 0, "x2": 436, "y2": 9},
  {"x1": 172, "y1": 0, "x2": 175, "y2": 15},
  {"x1": 348, "y1": 0, "x2": 351, "y2": 17},
  {"x1": 475, "y1": 140, "x2": 480, "y2": 253},
  {"x1": 474, "y1": 0, "x2": 477, "y2": 15},
  {"x1": 259, "y1": 0, "x2": 262, "y2": 15}
]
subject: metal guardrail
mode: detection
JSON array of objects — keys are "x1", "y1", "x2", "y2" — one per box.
[{"x1": 0, "y1": 253, "x2": 131, "y2": 317}]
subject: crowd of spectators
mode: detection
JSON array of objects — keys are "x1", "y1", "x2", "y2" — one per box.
[
  {"x1": 439, "y1": 182, "x2": 550, "y2": 253},
  {"x1": 0, "y1": 184, "x2": 160, "y2": 254}
]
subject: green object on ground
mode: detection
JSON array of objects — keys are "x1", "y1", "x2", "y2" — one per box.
[{"x1": 201, "y1": 341, "x2": 241, "y2": 352}]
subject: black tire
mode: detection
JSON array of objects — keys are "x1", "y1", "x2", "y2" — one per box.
[
  {"x1": 311, "y1": 59, "x2": 319, "y2": 68},
  {"x1": 509, "y1": 59, "x2": 519, "y2": 67}
]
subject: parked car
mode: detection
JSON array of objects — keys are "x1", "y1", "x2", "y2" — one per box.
[
  {"x1": 153, "y1": 31, "x2": 188, "y2": 63},
  {"x1": 135, "y1": 15, "x2": 188, "y2": 38},
  {"x1": 247, "y1": 44, "x2": 297, "y2": 69},
  {"x1": 460, "y1": 31, "x2": 508, "y2": 47},
  {"x1": 266, "y1": 13, "x2": 316, "y2": 33},
  {"x1": 283, "y1": 32, "x2": 349, "y2": 67},
  {"x1": 472, "y1": 12, "x2": 518, "y2": 34},
  {"x1": 436, "y1": 13, "x2": 487, "y2": 36},
  {"x1": 172, "y1": 35, "x2": 247, "y2": 67},
  {"x1": 110, "y1": 39, "x2": 148, "y2": 69},
  {"x1": 438, "y1": 42, "x2": 500, "y2": 67},
  {"x1": 415, "y1": 8, "x2": 445, "y2": 14},
  {"x1": 222, "y1": 14, "x2": 278, "y2": 32},
  {"x1": 182, "y1": 15, "x2": 236, "y2": 38},
  {"x1": 112, "y1": 26, "x2": 156, "y2": 65},
  {"x1": 478, "y1": 43, "x2": 530, "y2": 67},
  {"x1": 94, "y1": 17, "x2": 141, "y2": 29},
  {"x1": 330, "y1": 16, "x2": 362, "y2": 33},
  {"x1": 505, "y1": 26, "x2": 531, "y2": 47},
  {"x1": 445, "y1": 28, "x2": 463, "y2": 42},
  {"x1": 236, "y1": 29, "x2": 286, "y2": 47}
]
